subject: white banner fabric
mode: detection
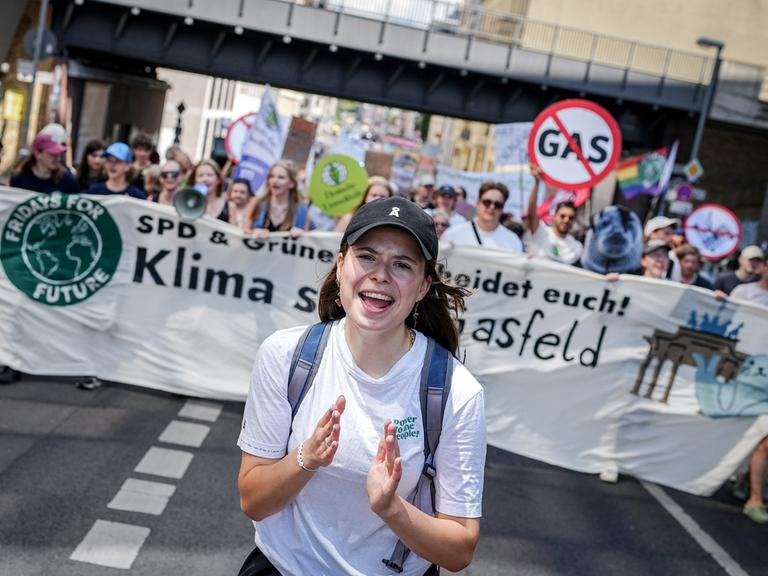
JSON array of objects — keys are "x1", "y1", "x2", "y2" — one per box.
[{"x1": 1, "y1": 188, "x2": 767, "y2": 496}]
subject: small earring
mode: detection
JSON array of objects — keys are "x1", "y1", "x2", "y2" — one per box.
[{"x1": 411, "y1": 301, "x2": 420, "y2": 324}]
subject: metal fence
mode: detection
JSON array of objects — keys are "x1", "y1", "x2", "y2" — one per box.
[{"x1": 291, "y1": 0, "x2": 759, "y2": 88}]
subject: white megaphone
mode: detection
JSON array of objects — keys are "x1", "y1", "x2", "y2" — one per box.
[{"x1": 174, "y1": 183, "x2": 208, "y2": 221}]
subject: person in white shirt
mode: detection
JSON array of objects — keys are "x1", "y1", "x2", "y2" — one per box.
[
  {"x1": 730, "y1": 253, "x2": 768, "y2": 307},
  {"x1": 728, "y1": 255, "x2": 768, "y2": 524},
  {"x1": 237, "y1": 197, "x2": 486, "y2": 575},
  {"x1": 427, "y1": 186, "x2": 467, "y2": 227},
  {"x1": 441, "y1": 181, "x2": 523, "y2": 252},
  {"x1": 523, "y1": 166, "x2": 583, "y2": 264}
]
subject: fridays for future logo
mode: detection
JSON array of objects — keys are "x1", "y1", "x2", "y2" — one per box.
[{"x1": 1, "y1": 193, "x2": 121, "y2": 306}]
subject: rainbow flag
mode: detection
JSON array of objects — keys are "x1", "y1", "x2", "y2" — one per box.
[{"x1": 616, "y1": 147, "x2": 670, "y2": 200}]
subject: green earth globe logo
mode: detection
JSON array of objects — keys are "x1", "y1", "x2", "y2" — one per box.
[
  {"x1": 24, "y1": 212, "x2": 101, "y2": 284},
  {"x1": 1, "y1": 194, "x2": 121, "y2": 306},
  {"x1": 321, "y1": 161, "x2": 348, "y2": 187}
]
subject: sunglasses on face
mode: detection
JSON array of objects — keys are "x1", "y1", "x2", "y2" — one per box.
[
  {"x1": 480, "y1": 199, "x2": 505, "y2": 211},
  {"x1": 434, "y1": 221, "x2": 450, "y2": 228},
  {"x1": 160, "y1": 171, "x2": 180, "y2": 178}
]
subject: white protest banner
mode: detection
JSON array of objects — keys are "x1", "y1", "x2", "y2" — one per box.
[
  {"x1": 1, "y1": 188, "x2": 767, "y2": 497},
  {"x1": 495, "y1": 121, "x2": 532, "y2": 167},
  {"x1": 684, "y1": 204, "x2": 742, "y2": 261},
  {"x1": 529, "y1": 99, "x2": 621, "y2": 191},
  {"x1": 436, "y1": 165, "x2": 536, "y2": 219},
  {"x1": 233, "y1": 87, "x2": 290, "y2": 193}
]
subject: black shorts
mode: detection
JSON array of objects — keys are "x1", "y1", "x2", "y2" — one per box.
[{"x1": 237, "y1": 546, "x2": 439, "y2": 575}]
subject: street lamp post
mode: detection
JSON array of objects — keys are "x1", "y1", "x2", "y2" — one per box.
[
  {"x1": 19, "y1": 0, "x2": 51, "y2": 152},
  {"x1": 690, "y1": 36, "x2": 725, "y2": 162}
]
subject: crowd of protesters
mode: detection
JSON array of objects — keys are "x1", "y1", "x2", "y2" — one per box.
[
  {"x1": 5, "y1": 125, "x2": 766, "y2": 307},
  {"x1": 3, "y1": 125, "x2": 767, "y2": 524}
]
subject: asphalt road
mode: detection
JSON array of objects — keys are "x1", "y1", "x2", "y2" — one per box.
[{"x1": 1, "y1": 375, "x2": 765, "y2": 576}]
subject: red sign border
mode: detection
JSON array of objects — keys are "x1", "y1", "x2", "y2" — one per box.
[
  {"x1": 528, "y1": 99, "x2": 622, "y2": 191},
  {"x1": 224, "y1": 112, "x2": 257, "y2": 164},
  {"x1": 683, "y1": 203, "x2": 742, "y2": 261}
]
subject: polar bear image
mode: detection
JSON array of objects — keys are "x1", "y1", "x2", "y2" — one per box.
[{"x1": 693, "y1": 353, "x2": 768, "y2": 417}]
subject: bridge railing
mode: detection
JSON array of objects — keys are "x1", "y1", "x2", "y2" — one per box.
[{"x1": 299, "y1": 0, "x2": 764, "y2": 92}]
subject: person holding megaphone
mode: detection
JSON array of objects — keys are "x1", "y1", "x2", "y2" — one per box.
[
  {"x1": 187, "y1": 159, "x2": 232, "y2": 222},
  {"x1": 244, "y1": 161, "x2": 314, "y2": 238}
]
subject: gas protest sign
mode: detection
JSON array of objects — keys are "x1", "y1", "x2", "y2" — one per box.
[{"x1": 528, "y1": 99, "x2": 621, "y2": 191}]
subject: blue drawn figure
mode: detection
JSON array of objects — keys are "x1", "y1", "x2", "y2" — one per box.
[
  {"x1": 693, "y1": 352, "x2": 768, "y2": 417},
  {"x1": 687, "y1": 310, "x2": 698, "y2": 329},
  {"x1": 726, "y1": 323, "x2": 744, "y2": 340}
]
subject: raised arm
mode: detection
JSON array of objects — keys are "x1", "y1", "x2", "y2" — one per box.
[{"x1": 527, "y1": 165, "x2": 542, "y2": 233}]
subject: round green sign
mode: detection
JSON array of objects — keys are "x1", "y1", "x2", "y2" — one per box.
[
  {"x1": 309, "y1": 154, "x2": 368, "y2": 216},
  {"x1": 0, "y1": 193, "x2": 122, "y2": 306}
]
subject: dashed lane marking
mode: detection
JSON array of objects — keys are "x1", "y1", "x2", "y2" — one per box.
[
  {"x1": 134, "y1": 446, "x2": 194, "y2": 479},
  {"x1": 158, "y1": 420, "x2": 211, "y2": 448},
  {"x1": 70, "y1": 519, "x2": 150, "y2": 569},
  {"x1": 107, "y1": 478, "x2": 176, "y2": 515},
  {"x1": 641, "y1": 481, "x2": 751, "y2": 576},
  {"x1": 178, "y1": 400, "x2": 223, "y2": 422}
]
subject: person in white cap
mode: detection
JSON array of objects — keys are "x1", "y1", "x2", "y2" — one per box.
[
  {"x1": 713, "y1": 245, "x2": 765, "y2": 295},
  {"x1": 730, "y1": 250, "x2": 768, "y2": 307},
  {"x1": 643, "y1": 216, "x2": 679, "y2": 244},
  {"x1": 644, "y1": 215, "x2": 681, "y2": 279},
  {"x1": 640, "y1": 240, "x2": 671, "y2": 280}
]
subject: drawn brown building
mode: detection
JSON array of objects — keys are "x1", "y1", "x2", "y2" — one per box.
[{"x1": 631, "y1": 327, "x2": 748, "y2": 403}]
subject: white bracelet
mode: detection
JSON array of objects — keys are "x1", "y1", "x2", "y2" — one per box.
[{"x1": 297, "y1": 441, "x2": 318, "y2": 472}]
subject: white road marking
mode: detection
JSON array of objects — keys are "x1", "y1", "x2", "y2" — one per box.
[
  {"x1": 178, "y1": 400, "x2": 222, "y2": 422},
  {"x1": 134, "y1": 446, "x2": 193, "y2": 479},
  {"x1": 107, "y1": 478, "x2": 176, "y2": 516},
  {"x1": 158, "y1": 420, "x2": 210, "y2": 448},
  {"x1": 641, "y1": 481, "x2": 751, "y2": 576},
  {"x1": 70, "y1": 519, "x2": 150, "y2": 569}
]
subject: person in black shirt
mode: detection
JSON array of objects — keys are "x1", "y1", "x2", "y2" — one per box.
[
  {"x1": 130, "y1": 132, "x2": 154, "y2": 193},
  {"x1": 87, "y1": 142, "x2": 146, "y2": 199},
  {"x1": 675, "y1": 244, "x2": 713, "y2": 289},
  {"x1": 10, "y1": 132, "x2": 79, "y2": 194},
  {"x1": 713, "y1": 245, "x2": 763, "y2": 295},
  {"x1": 75, "y1": 139, "x2": 105, "y2": 192}
]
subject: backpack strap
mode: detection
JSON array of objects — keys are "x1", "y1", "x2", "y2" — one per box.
[
  {"x1": 287, "y1": 322, "x2": 332, "y2": 418},
  {"x1": 384, "y1": 338, "x2": 453, "y2": 574}
]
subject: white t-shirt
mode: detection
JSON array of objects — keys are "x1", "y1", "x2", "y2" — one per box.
[
  {"x1": 730, "y1": 282, "x2": 768, "y2": 307},
  {"x1": 524, "y1": 224, "x2": 583, "y2": 264},
  {"x1": 441, "y1": 220, "x2": 524, "y2": 252},
  {"x1": 425, "y1": 208, "x2": 468, "y2": 228},
  {"x1": 238, "y1": 319, "x2": 486, "y2": 576}
]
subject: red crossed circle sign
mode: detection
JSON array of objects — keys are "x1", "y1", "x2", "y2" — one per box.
[
  {"x1": 225, "y1": 112, "x2": 257, "y2": 164},
  {"x1": 684, "y1": 204, "x2": 742, "y2": 261},
  {"x1": 528, "y1": 99, "x2": 622, "y2": 191}
]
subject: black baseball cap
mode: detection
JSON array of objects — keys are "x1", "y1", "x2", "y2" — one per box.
[
  {"x1": 341, "y1": 197, "x2": 438, "y2": 261},
  {"x1": 437, "y1": 185, "x2": 457, "y2": 197}
]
